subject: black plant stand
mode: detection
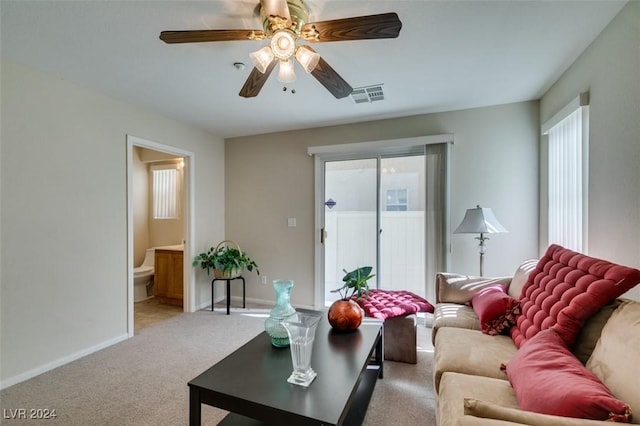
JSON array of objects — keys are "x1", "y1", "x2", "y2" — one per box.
[{"x1": 211, "y1": 276, "x2": 245, "y2": 315}]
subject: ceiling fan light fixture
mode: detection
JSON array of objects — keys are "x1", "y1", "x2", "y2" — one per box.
[
  {"x1": 277, "y1": 59, "x2": 296, "y2": 83},
  {"x1": 295, "y1": 45, "x2": 320, "y2": 73},
  {"x1": 160, "y1": 4, "x2": 402, "y2": 99},
  {"x1": 249, "y1": 46, "x2": 274, "y2": 74},
  {"x1": 271, "y1": 30, "x2": 296, "y2": 60}
]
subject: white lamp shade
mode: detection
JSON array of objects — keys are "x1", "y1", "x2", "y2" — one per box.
[
  {"x1": 277, "y1": 59, "x2": 296, "y2": 83},
  {"x1": 454, "y1": 206, "x2": 508, "y2": 234},
  {"x1": 295, "y1": 46, "x2": 320, "y2": 73},
  {"x1": 249, "y1": 46, "x2": 274, "y2": 74},
  {"x1": 271, "y1": 30, "x2": 296, "y2": 60}
]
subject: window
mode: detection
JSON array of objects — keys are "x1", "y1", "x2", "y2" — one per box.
[
  {"x1": 542, "y1": 93, "x2": 589, "y2": 252},
  {"x1": 152, "y1": 164, "x2": 181, "y2": 219},
  {"x1": 385, "y1": 188, "x2": 408, "y2": 211}
]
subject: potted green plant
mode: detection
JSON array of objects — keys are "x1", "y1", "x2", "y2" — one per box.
[
  {"x1": 192, "y1": 240, "x2": 259, "y2": 279},
  {"x1": 327, "y1": 266, "x2": 375, "y2": 331}
]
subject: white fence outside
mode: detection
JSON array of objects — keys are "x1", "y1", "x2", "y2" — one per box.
[{"x1": 324, "y1": 211, "x2": 425, "y2": 305}]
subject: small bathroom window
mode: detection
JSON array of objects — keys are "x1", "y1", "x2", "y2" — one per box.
[{"x1": 151, "y1": 164, "x2": 181, "y2": 219}]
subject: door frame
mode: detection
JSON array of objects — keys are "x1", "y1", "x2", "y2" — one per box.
[
  {"x1": 126, "y1": 135, "x2": 195, "y2": 337},
  {"x1": 310, "y1": 135, "x2": 454, "y2": 309}
]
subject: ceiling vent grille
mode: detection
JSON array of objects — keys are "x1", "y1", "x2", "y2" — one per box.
[{"x1": 350, "y1": 84, "x2": 385, "y2": 104}]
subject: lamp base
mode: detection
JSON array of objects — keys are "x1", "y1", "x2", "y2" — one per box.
[{"x1": 476, "y1": 233, "x2": 489, "y2": 276}]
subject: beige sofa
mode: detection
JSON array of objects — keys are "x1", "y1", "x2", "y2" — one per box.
[{"x1": 432, "y1": 260, "x2": 640, "y2": 426}]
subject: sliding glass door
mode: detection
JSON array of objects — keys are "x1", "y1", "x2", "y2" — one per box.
[
  {"x1": 323, "y1": 159, "x2": 378, "y2": 301},
  {"x1": 322, "y1": 154, "x2": 427, "y2": 305},
  {"x1": 313, "y1": 139, "x2": 450, "y2": 309}
]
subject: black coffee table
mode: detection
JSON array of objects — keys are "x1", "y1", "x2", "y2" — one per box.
[{"x1": 188, "y1": 313, "x2": 384, "y2": 425}]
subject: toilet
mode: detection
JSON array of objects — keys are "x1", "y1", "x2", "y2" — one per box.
[{"x1": 134, "y1": 248, "x2": 155, "y2": 302}]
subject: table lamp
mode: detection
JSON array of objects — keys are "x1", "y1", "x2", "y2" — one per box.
[{"x1": 454, "y1": 205, "x2": 508, "y2": 276}]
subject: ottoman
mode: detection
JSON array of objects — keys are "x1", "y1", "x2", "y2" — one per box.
[
  {"x1": 356, "y1": 289, "x2": 434, "y2": 364},
  {"x1": 384, "y1": 314, "x2": 418, "y2": 363}
]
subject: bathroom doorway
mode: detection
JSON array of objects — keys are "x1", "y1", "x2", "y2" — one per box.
[{"x1": 126, "y1": 135, "x2": 195, "y2": 337}]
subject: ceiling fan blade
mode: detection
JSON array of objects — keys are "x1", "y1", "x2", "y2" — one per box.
[
  {"x1": 160, "y1": 29, "x2": 265, "y2": 44},
  {"x1": 260, "y1": 0, "x2": 291, "y2": 22},
  {"x1": 310, "y1": 54, "x2": 353, "y2": 99},
  {"x1": 301, "y1": 12, "x2": 402, "y2": 42},
  {"x1": 239, "y1": 61, "x2": 277, "y2": 98}
]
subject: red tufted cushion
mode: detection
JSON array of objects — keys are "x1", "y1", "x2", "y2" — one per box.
[
  {"x1": 355, "y1": 289, "x2": 434, "y2": 320},
  {"x1": 510, "y1": 244, "x2": 640, "y2": 348}
]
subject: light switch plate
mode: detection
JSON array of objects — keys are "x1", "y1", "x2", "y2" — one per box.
[{"x1": 287, "y1": 218, "x2": 297, "y2": 227}]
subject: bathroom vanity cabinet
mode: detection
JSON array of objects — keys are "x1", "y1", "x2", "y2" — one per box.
[{"x1": 154, "y1": 248, "x2": 183, "y2": 306}]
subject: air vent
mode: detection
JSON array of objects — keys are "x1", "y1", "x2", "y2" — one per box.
[{"x1": 350, "y1": 84, "x2": 385, "y2": 104}]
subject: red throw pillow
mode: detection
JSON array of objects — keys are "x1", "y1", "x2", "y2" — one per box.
[
  {"x1": 505, "y1": 328, "x2": 632, "y2": 422},
  {"x1": 471, "y1": 285, "x2": 520, "y2": 335}
]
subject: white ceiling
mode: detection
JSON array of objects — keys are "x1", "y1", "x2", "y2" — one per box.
[{"x1": 1, "y1": 1, "x2": 626, "y2": 138}]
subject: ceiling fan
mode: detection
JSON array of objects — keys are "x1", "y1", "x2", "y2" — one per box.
[{"x1": 159, "y1": 0, "x2": 402, "y2": 99}]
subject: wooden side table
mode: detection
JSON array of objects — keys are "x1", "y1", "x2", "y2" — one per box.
[{"x1": 211, "y1": 276, "x2": 245, "y2": 315}]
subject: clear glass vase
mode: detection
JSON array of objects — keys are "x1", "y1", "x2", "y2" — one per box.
[
  {"x1": 282, "y1": 312, "x2": 322, "y2": 387},
  {"x1": 264, "y1": 280, "x2": 296, "y2": 347}
]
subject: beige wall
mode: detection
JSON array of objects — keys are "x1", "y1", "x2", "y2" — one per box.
[
  {"x1": 0, "y1": 61, "x2": 225, "y2": 386},
  {"x1": 226, "y1": 101, "x2": 540, "y2": 308},
  {"x1": 132, "y1": 147, "x2": 149, "y2": 266},
  {"x1": 539, "y1": 2, "x2": 640, "y2": 300}
]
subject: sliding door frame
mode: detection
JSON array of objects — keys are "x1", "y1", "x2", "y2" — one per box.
[{"x1": 309, "y1": 135, "x2": 454, "y2": 309}]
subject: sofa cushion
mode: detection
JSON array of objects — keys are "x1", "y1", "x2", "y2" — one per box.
[
  {"x1": 471, "y1": 285, "x2": 520, "y2": 335},
  {"x1": 437, "y1": 372, "x2": 519, "y2": 426},
  {"x1": 432, "y1": 303, "x2": 480, "y2": 344},
  {"x1": 436, "y1": 273, "x2": 512, "y2": 304},
  {"x1": 464, "y1": 399, "x2": 624, "y2": 425},
  {"x1": 434, "y1": 327, "x2": 515, "y2": 393},
  {"x1": 511, "y1": 244, "x2": 640, "y2": 348},
  {"x1": 457, "y1": 416, "x2": 526, "y2": 426},
  {"x1": 505, "y1": 328, "x2": 632, "y2": 422},
  {"x1": 457, "y1": 415, "x2": 526, "y2": 426},
  {"x1": 586, "y1": 300, "x2": 640, "y2": 423},
  {"x1": 506, "y1": 259, "x2": 537, "y2": 299},
  {"x1": 572, "y1": 298, "x2": 622, "y2": 364}
]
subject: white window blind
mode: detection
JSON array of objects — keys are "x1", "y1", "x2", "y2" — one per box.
[
  {"x1": 152, "y1": 166, "x2": 180, "y2": 219},
  {"x1": 543, "y1": 93, "x2": 589, "y2": 253}
]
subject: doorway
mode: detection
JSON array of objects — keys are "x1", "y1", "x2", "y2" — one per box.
[
  {"x1": 312, "y1": 137, "x2": 452, "y2": 309},
  {"x1": 126, "y1": 135, "x2": 195, "y2": 337}
]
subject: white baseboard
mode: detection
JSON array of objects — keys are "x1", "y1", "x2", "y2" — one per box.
[
  {"x1": 200, "y1": 295, "x2": 315, "y2": 312},
  {"x1": 236, "y1": 296, "x2": 315, "y2": 311},
  {"x1": 0, "y1": 333, "x2": 129, "y2": 390},
  {"x1": 195, "y1": 299, "x2": 212, "y2": 311}
]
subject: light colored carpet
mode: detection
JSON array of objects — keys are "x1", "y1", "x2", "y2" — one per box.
[{"x1": 1, "y1": 309, "x2": 435, "y2": 425}]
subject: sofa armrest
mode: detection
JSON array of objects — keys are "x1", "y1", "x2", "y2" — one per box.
[
  {"x1": 463, "y1": 398, "x2": 613, "y2": 426},
  {"x1": 436, "y1": 273, "x2": 512, "y2": 304}
]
